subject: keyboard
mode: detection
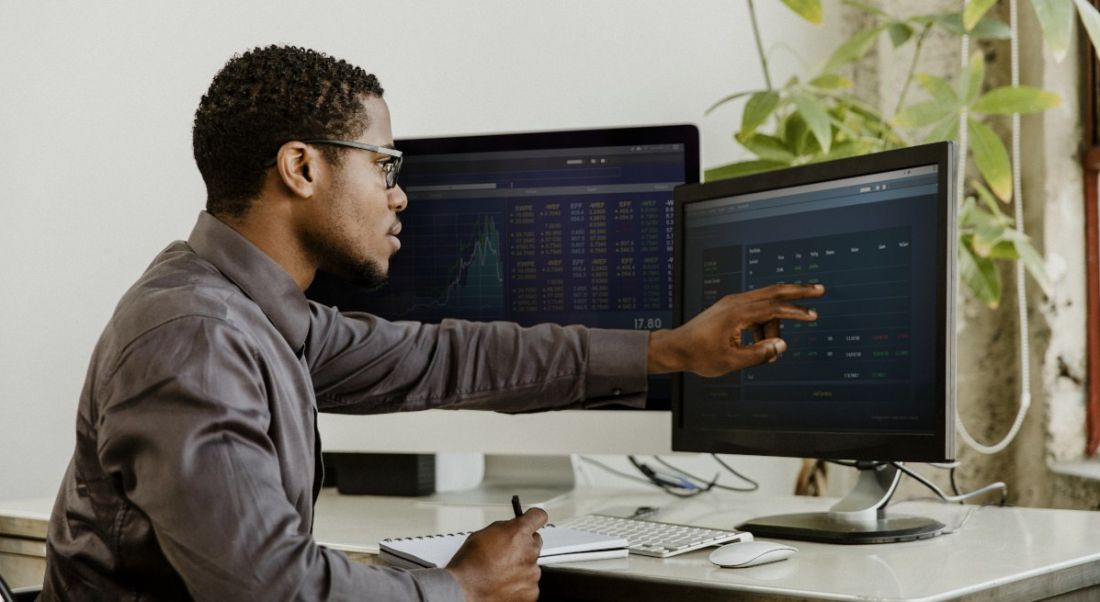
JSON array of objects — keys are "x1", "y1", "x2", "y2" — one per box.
[{"x1": 558, "y1": 514, "x2": 752, "y2": 558}]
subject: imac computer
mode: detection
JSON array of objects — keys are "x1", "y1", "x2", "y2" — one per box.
[
  {"x1": 673, "y1": 142, "x2": 957, "y2": 543},
  {"x1": 308, "y1": 125, "x2": 700, "y2": 501}
]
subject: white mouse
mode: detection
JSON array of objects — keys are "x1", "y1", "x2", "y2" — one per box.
[{"x1": 708, "y1": 541, "x2": 798, "y2": 568}]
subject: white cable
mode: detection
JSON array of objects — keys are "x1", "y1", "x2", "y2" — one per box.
[
  {"x1": 955, "y1": 0, "x2": 1033, "y2": 454},
  {"x1": 892, "y1": 462, "x2": 1008, "y2": 504}
]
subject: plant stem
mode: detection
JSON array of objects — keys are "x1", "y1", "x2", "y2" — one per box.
[
  {"x1": 747, "y1": 0, "x2": 773, "y2": 90},
  {"x1": 893, "y1": 24, "x2": 931, "y2": 118}
]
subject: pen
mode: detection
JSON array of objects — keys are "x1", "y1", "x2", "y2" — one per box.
[{"x1": 511, "y1": 494, "x2": 523, "y2": 518}]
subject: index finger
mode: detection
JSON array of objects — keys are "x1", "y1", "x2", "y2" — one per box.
[
  {"x1": 515, "y1": 507, "x2": 549, "y2": 532},
  {"x1": 750, "y1": 283, "x2": 825, "y2": 301}
]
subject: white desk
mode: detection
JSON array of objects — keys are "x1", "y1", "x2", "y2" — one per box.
[
  {"x1": 310, "y1": 487, "x2": 1100, "y2": 601},
  {"x1": 4, "y1": 488, "x2": 1100, "y2": 600}
]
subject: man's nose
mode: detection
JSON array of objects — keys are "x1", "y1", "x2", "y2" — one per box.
[{"x1": 389, "y1": 185, "x2": 408, "y2": 212}]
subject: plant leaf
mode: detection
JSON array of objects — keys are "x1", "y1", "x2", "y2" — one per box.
[
  {"x1": 964, "y1": 0, "x2": 999, "y2": 31},
  {"x1": 1032, "y1": 0, "x2": 1075, "y2": 61},
  {"x1": 783, "y1": 112, "x2": 810, "y2": 155},
  {"x1": 960, "y1": 238, "x2": 1002, "y2": 308},
  {"x1": 780, "y1": 0, "x2": 823, "y2": 24},
  {"x1": 968, "y1": 118, "x2": 1013, "y2": 201},
  {"x1": 841, "y1": 0, "x2": 889, "y2": 18},
  {"x1": 974, "y1": 230, "x2": 1011, "y2": 257},
  {"x1": 972, "y1": 225, "x2": 1053, "y2": 295},
  {"x1": 740, "y1": 91, "x2": 781, "y2": 134},
  {"x1": 823, "y1": 138, "x2": 877, "y2": 160},
  {"x1": 705, "y1": 90, "x2": 758, "y2": 116},
  {"x1": 971, "y1": 86, "x2": 1062, "y2": 114},
  {"x1": 916, "y1": 73, "x2": 960, "y2": 106},
  {"x1": 1014, "y1": 235, "x2": 1053, "y2": 295},
  {"x1": 893, "y1": 100, "x2": 957, "y2": 128},
  {"x1": 961, "y1": 50, "x2": 986, "y2": 103},
  {"x1": 704, "y1": 159, "x2": 789, "y2": 182},
  {"x1": 736, "y1": 132, "x2": 797, "y2": 162},
  {"x1": 888, "y1": 22, "x2": 914, "y2": 47},
  {"x1": 809, "y1": 74, "x2": 853, "y2": 89},
  {"x1": 923, "y1": 12, "x2": 1012, "y2": 39},
  {"x1": 1074, "y1": 0, "x2": 1100, "y2": 60},
  {"x1": 791, "y1": 89, "x2": 833, "y2": 154},
  {"x1": 923, "y1": 116, "x2": 959, "y2": 143},
  {"x1": 824, "y1": 26, "x2": 884, "y2": 73},
  {"x1": 969, "y1": 14, "x2": 1013, "y2": 38},
  {"x1": 971, "y1": 178, "x2": 1012, "y2": 213}
]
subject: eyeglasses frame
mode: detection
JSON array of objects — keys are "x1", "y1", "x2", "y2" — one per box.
[{"x1": 265, "y1": 139, "x2": 404, "y2": 189}]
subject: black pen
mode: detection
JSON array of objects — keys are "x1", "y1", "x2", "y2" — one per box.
[{"x1": 511, "y1": 494, "x2": 523, "y2": 518}]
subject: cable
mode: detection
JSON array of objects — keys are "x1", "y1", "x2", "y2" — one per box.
[
  {"x1": 922, "y1": 462, "x2": 964, "y2": 496},
  {"x1": 954, "y1": 0, "x2": 1034, "y2": 456},
  {"x1": 891, "y1": 462, "x2": 1007, "y2": 505},
  {"x1": 889, "y1": 498, "x2": 980, "y2": 534},
  {"x1": 628, "y1": 456, "x2": 717, "y2": 498},
  {"x1": 576, "y1": 455, "x2": 710, "y2": 498},
  {"x1": 941, "y1": 505, "x2": 979, "y2": 533},
  {"x1": 650, "y1": 455, "x2": 759, "y2": 492},
  {"x1": 709, "y1": 455, "x2": 761, "y2": 491},
  {"x1": 825, "y1": 459, "x2": 1002, "y2": 504},
  {"x1": 577, "y1": 455, "x2": 659, "y2": 487},
  {"x1": 949, "y1": 466, "x2": 962, "y2": 497}
]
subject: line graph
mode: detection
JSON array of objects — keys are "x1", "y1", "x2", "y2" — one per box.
[{"x1": 386, "y1": 213, "x2": 506, "y2": 321}]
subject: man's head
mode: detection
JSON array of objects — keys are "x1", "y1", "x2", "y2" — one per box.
[{"x1": 193, "y1": 45, "x2": 407, "y2": 287}]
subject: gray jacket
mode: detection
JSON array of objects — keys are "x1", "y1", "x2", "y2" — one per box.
[{"x1": 41, "y1": 212, "x2": 648, "y2": 601}]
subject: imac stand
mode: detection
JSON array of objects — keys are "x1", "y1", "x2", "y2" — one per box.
[{"x1": 739, "y1": 462, "x2": 945, "y2": 544}]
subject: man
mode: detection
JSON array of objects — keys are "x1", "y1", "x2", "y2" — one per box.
[{"x1": 42, "y1": 45, "x2": 824, "y2": 601}]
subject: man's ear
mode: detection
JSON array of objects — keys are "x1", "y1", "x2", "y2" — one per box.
[{"x1": 274, "y1": 141, "x2": 320, "y2": 199}]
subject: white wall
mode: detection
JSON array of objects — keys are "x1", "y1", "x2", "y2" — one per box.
[{"x1": 0, "y1": 1, "x2": 843, "y2": 500}]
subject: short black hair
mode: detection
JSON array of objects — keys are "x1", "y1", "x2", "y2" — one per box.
[{"x1": 192, "y1": 45, "x2": 384, "y2": 217}]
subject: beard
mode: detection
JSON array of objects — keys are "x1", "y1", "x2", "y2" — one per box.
[
  {"x1": 304, "y1": 228, "x2": 390, "y2": 290},
  {"x1": 330, "y1": 254, "x2": 389, "y2": 290}
]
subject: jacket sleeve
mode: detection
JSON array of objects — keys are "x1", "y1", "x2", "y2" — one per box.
[
  {"x1": 304, "y1": 301, "x2": 649, "y2": 414},
  {"x1": 96, "y1": 315, "x2": 464, "y2": 601}
]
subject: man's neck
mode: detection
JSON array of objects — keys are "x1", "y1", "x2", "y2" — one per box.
[{"x1": 214, "y1": 211, "x2": 316, "y2": 291}]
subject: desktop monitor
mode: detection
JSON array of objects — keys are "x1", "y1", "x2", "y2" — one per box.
[
  {"x1": 673, "y1": 142, "x2": 957, "y2": 543},
  {"x1": 308, "y1": 125, "x2": 699, "y2": 497}
]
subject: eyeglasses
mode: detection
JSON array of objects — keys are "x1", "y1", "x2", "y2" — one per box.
[{"x1": 266, "y1": 139, "x2": 404, "y2": 189}]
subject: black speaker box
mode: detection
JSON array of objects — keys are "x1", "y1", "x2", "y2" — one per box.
[{"x1": 323, "y1": 452, "x2": 435, "y2": 496}]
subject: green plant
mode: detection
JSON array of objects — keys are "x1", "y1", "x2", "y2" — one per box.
[{"x1": 707, "y1": 0, "x2": 1100, "y2": 308}]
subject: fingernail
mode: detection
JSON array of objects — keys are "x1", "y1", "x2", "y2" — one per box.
[
  {"x1": 814, "y1": 284, "x2": 824, "y2": 291},
  {"x1": 775, "y1": 339, "x2": 787, "y2": 353},
  {"x1": 809, "y1": 310, "x2": 818, "y2": 319}
]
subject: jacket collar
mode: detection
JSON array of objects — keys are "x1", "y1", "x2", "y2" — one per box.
[{"x1": 187, "y1": 211, "x2": 310, "y2": 354}]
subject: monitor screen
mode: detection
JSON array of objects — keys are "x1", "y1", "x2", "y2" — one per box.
[
  {"x1": 673, "y1": 143, "x2": 955, "y2": 462},
  {"x1": 307, "y1": 125, "x2": 700, "y2": 410}
]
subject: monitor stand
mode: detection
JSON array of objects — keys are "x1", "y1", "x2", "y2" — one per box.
[
  {"x1": 423, "y1": 454, "x2": 575, "y2": 506},
  {"x1": 739, "y1": 462, "x2": 945, "y2": 544}
]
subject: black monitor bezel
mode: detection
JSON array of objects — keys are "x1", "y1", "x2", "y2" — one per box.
[
  {"x1": 395, "y1": 124, "x2": 699, "y2": 176},
  {"x1": 672, "y1": 142, "x2": 955, "y2": 462}
]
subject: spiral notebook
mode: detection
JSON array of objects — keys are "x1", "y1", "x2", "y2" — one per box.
[{"x1": 379, "y1": 525, "x2": 629, "y2": 569}]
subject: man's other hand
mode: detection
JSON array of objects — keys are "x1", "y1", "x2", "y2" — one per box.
[
  {"x1": 648, "y1": 283, "x2": 825, "y2": 377},
  {"x1": 446, "y1": 508, "x2": 547, "y2": 602}
]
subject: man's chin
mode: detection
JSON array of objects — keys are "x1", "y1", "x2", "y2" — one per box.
[{"x1": 327, "y1": 260, "x2": 388, "y2": 290}]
